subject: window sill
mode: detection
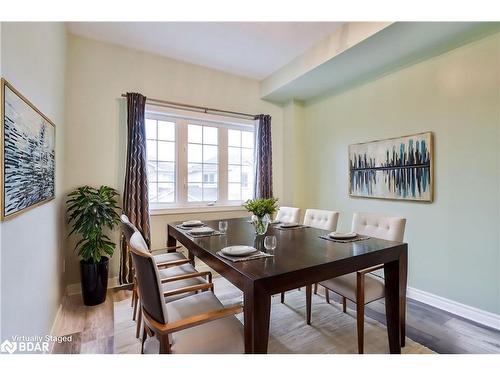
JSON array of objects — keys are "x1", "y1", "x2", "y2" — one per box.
[{"x1": 149, "y1": 204, "x2": 247, "y2": 216}]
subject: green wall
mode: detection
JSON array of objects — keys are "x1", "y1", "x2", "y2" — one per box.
[{"x1": 298, "y1": 32, "x2": 500, "y2": 314}]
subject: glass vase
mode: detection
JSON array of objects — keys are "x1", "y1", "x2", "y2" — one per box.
[{"x1": 251, "y1": 214, "x2": 270, "y2": 235}]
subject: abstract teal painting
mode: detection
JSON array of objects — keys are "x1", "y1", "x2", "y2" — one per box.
[{"x1": 349, "y1": 132, "x2": 433, "y2": 202}]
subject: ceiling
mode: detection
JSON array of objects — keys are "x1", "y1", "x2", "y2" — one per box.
[{"x1": 67, "y1": 22, "x2": 343, "y2": 80}]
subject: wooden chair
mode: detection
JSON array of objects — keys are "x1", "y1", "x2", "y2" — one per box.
[
  {"x1": 128, "y1": 231, "x2": 244, "y2": 354},
  {"x1": 309, "y1": 212, "x2": 406, "y2": 353},
  {"x1": 121, "y1": 215, "x2": 210, "y2": 338},
  {"x1": 281, "y1": 208, "x2": 339, "y2": 305}
]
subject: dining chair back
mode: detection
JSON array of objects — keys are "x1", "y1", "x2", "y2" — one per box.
[
  {"x1": 303, "y1": 209, "x2": 339, "y2": 231},
  {"x1": 129, "y1": 232, "x2": 168, "y2": 325},
  {"x1": 351, "y1": 212, "x2": 406, "y2": 242},
  {"x1": 275, "y1": 206, "x2": 301, "y2": 224},
  {"x1": 121, "y1": 214, "x2": 139, "y2": 244}
]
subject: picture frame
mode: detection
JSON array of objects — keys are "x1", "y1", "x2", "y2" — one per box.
[
  {"x1": 348, "y1": 132, "x2": 434, "y2": 202},
  {"x1": 0, "y1": 78, "x2": 56, "y2": 220}
]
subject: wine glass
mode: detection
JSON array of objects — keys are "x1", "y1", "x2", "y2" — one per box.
[
  {"x1": 264, "y1": 235, "x2": 277, "y2": 251},
  {"x1": 219, "y1": 220, "x2": 228, "y2": 234}
]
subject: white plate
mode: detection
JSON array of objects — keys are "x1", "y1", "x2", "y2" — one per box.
[
  {"x1": 189, "y1": 227, "x2": 215, "y2": 235},
  {"x1": 280, "y1": 222, "x2": 300, "y2": 228},
  {"x1": 271, "y1": 220, "x2": 281, "y2": 224},
  {"x1": 329, "y1": 231, "x2": 357, "y2": 239},
  {"x1": 221, "y1": 246, "x2": 258, "y2": 257},
  {"x1": 182, "y1": 220, "x2": 204, "y2": 227}
]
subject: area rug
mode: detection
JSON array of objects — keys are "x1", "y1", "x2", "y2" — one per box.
[{"x1": 113, "y1": 277, "x2": 434, "y2": 354}]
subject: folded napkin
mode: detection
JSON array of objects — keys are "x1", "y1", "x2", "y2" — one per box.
[
  {"x1": 276, "y1": 224, "x2": 307, "y2": 231},
  {"x1": 216, "y1": 251, "x2": 274, "y2": 262},
  {"x1": 187, "y1": 230, "x2": 222, "y2": 238},
  {"x1": 319, "y1": 234, "x2": 370, "y2": 243}
]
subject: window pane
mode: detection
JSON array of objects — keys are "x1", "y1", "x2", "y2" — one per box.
[
  {"x1": 203, "y1": 185, "x2": 218, "y2": 201},
  {"x1": 146, "y1": 119, "x2": 156, "y2": 139},
  {"x1": 242, "y1": 148, "x2": 253, "y2": 166},
  {"x1": 203, "y1": 164, "x2": 218, "y2": 183},
  {"x1": 228, "y1": 147, "x2": 241, "y2": 164},
  {"x1": 203, "y1": 145, "x2": 218, "y2": 163},
  {"x1": 228, "y1": 183, "x2": 241, "y2": 201},
  {"x1": 242, "y1": 131, "x2": 254, "y2": 148},
  {"x1": 228, "y1": 129, "x2": 241, "y2": 147},
  {"x1": 148, "y1": 183, "x2": 158, "y2": 202},
  {"x1": 228, "y1": 165, "x2": 241, "y2": 183},
  {"x1": 203, "y1": 126, "x2": 218, "y2": 145},
  {"x1": 158, "y1": 121, "x2": 175, "y2": 141},
  {"x1": 158, "y1": 162, "x2": 175, "y2": 182},
  {"x1": 147, "y1": 161, "x2": 157, "y2": 182},
  {"x1": 188, "y1": 124, "x2": 202, "y2": 143},
  {"x1": 147, "y1": 140, "x2": 157, "y2": 161},
  {"x1": 188, "y1": 144, "x2": 202, "y2": 163},
  {"x1": 242, "y1": 165, "x2": 253, "y2": 187},
  {"x1": 188, "y1": 183, "x2": 202, "y2": 202},
  {"x1": 188, "y1": 163, "x2": 203, "y2": 182},
  {"x1": 158, "y1": 141, "x2": 175, "y2": 161},
  {"x1": 158, "y1": 183, "x2": 175, "y2": 203},
  {"x1": 242, "y1": 185, "x2": 253, "y2": 201}
]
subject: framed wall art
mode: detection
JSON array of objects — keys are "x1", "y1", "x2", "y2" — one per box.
[
  {"x1": 1, "y1": 78, "x2": 56, "y2": 220},
  {"x1": 349, "y1": 132, "x2": 433, "y2": 202}
]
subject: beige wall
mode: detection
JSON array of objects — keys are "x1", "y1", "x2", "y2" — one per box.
[
  {"x1": 64, "y1": 34, "x2": 285, "y2": 285},
  {"x1": 298, "y1": 32, "x2": 500, "y2": 314},
  {"x1": 0, "y1": 22, "x2": 67, "y2": 340}
]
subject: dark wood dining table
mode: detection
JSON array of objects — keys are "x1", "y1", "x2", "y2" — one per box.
[{"x1": 167, "y1": 217, "x2": 407, "y2": 354}]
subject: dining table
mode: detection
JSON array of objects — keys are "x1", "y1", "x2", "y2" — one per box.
[{"x1": 167, "y1": 217, "x2": 407, "y2": 354}]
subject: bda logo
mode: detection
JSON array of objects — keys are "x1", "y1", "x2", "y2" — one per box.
[{"x1": 0, "y1": 340, "x2": 17, "y2": 354}]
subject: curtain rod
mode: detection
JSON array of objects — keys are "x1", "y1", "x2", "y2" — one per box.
[{"x1": 121, "y1": 94, "x2": 258, "y2": 120}]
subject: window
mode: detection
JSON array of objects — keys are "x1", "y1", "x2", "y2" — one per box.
[
  {"x1": 187, "y1": 124, "x2": 218, "y2": 202},
  {"x1": 145, "y1": 111, "x2": 255, "y2": 209},
  {"x1": 228, "y1": 129, "x2": 254, "y2": 201},
  {"x1": 146, "y1": 119, "x2": 176, "y2": 203}
]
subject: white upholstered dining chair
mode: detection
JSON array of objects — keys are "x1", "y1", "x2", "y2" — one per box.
[
  {"x1": 281, "y1": 208, "x2": 340, "y2": 304},
  {"x1": 303, "y1": 209, "x2": 339, "y2": 231},
  {"x1": 315, "y1": 212, "x2": 406, "y2": 354},
  {"x1": 275, "y1": 206, "x2": 301, "y2": 223},
  {"x1": 129, "y1": 231, "x2": 244, "y2": 354}
]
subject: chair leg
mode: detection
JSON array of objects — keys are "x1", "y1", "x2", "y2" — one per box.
[
  {"x1": 159, "y1": 334, "x2": 170, "y2": 354},
  {"x1": 314, "y1": 283, "x2": 318, "y2": 295},
  {"x1": 356, "y1": 300, "x2": 365, "y2": 354},
  {"x1": 280, "y1": 292, "x2": 285, "y2": 303},
  {"x1": 141, "y1": 326, "x2": 147, "y2": 354},
  {"x1": 325, "y1": 288, "x2": 330, "y2": 304},
  {"x1": 132, "y1": 294, "x2": 138, "y2": 321},
  {"x1": 342, "y1": 297, "x2": 347, "y2": 313},
  {"x1": 136, "y1": 307, "x2": 142, "y2": 339},
  {"x1": 131, "y1": 285, "x2": 136, "y2": 307},
  {"x1": 306, "y1": 284, "x2": 312, "y2": 325},
  {"x1": 356, "y1": 272, "x2": 365, "y2": 354}
]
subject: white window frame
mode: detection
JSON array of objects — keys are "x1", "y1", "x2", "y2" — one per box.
[{"x1": 145, "y1": 105, "x2": 255, "y2": 213}]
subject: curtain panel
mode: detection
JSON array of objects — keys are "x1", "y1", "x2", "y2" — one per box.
[
  {"x1": 119, "y1": 92, "x2": 151, "y2": 285},
  {"x1": 254, "y1": 114, "x2": 273, "y2": 199}
]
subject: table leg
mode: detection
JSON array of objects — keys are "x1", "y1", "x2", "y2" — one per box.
[
  {"x1": 167, "y1": 228, "x2": 176, "y2": 249},
  {"x1": 243, "y1": 284, "x2": 271, "y2": 354},
  {"x1": 384, "y1": 258, "x2": 402, "y2": 354},
  {"x1": 400, "y1": 248, "x2": 408, "y2": 347}
]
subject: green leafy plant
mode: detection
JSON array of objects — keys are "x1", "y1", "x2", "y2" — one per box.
[
  {"x1": 67, "y1": 185, "x2": 121, "y2": 263},
  {"x1": 243, "y1": 197, "x2": 279, "y2": 218}
]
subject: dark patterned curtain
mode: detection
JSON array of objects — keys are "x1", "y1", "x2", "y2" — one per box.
[
  {"x1": 254, "y1": 114, "x2": 273, "y2": 199},
  {"x1": 119, "y1": 92, "x2": 151, "y2": 285}
]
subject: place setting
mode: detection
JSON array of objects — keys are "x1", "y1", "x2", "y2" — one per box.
[
  {"x1": 319, "y1": 231, "x2": 370, "y2": 243},
  {"x1": 216, "y1": 235, "x2": 276, "y2": 262},
  {"x1": 274, "y1": 221, "x2": 308, "y2": 231},
  {"x1": 176, "y1": 220, "x2": 223, "y2": 238}
]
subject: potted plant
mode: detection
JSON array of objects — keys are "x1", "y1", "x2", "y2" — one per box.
[
  {"x1": 67, "y1": 185, "x2": 121, "y2": 306},
  {"x1": 243, "y1": 198, "x2": 278, "y2": 235}
]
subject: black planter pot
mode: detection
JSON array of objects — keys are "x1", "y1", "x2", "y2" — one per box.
[{"x1": 80, "y1": 257, "x2": 109, "y2": 306}]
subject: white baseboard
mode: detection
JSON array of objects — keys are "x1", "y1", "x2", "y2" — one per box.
[
  {"x1": 66, "y1": 276, "x2": 120, "y2": 296},
  {"x1": 407, "y1": 287, "x2": 500, "y2": 331}
]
